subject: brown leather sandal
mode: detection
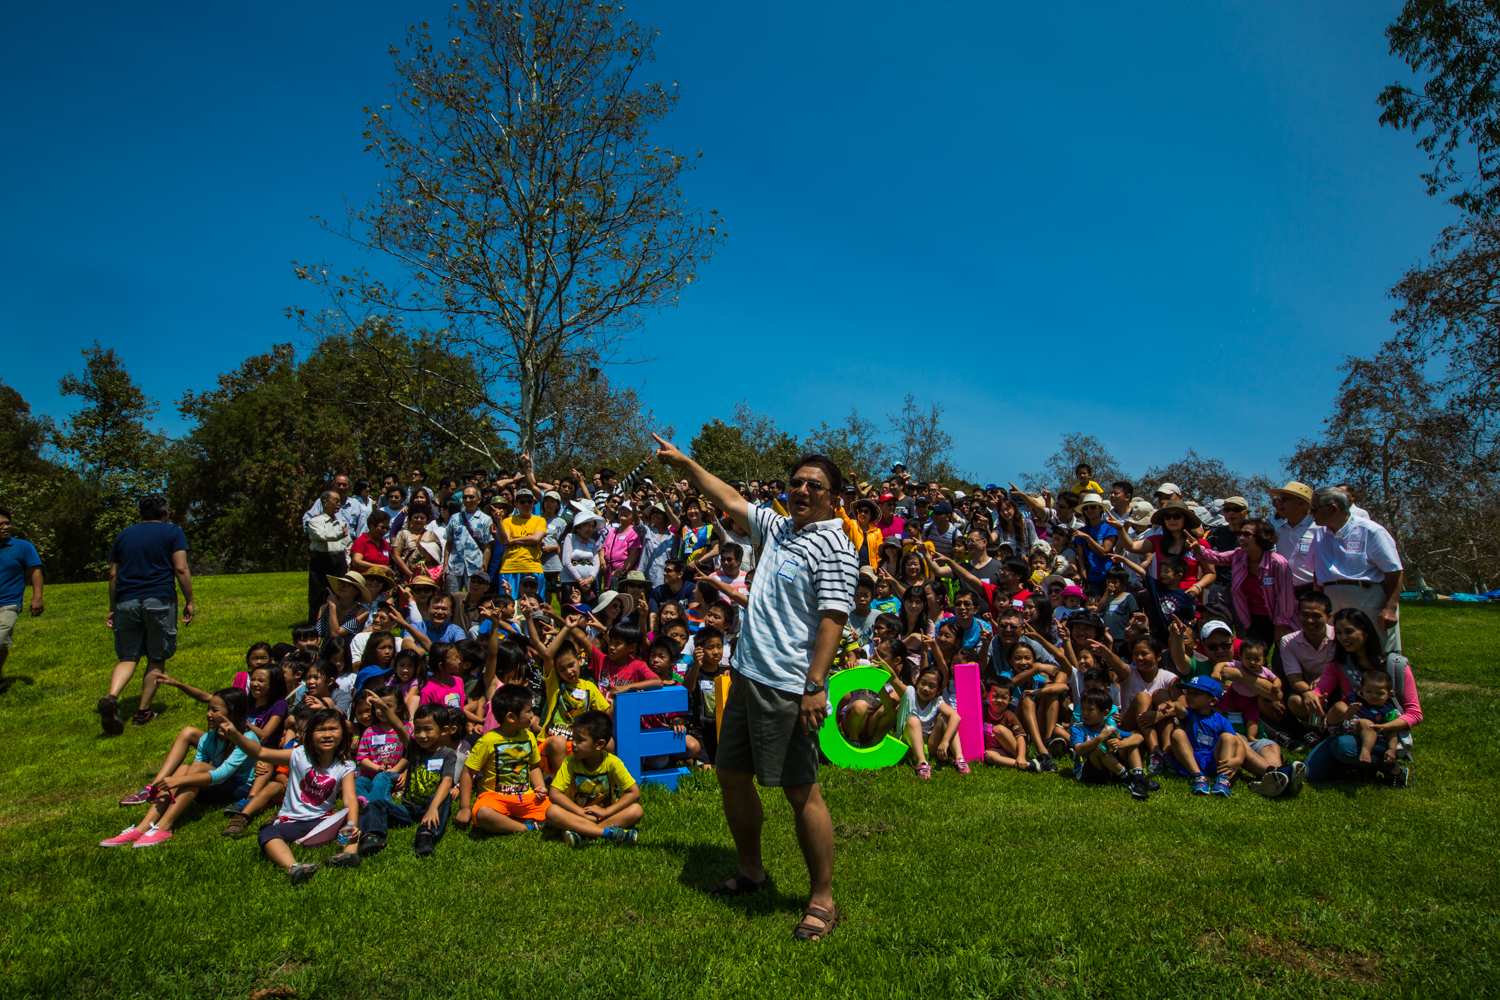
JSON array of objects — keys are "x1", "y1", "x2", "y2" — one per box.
[
  {"x1": 792, "y1": 904, "x2": 841, "y2": 941},
  {"x1": 706, "y1": 872, "x2": 772, "y2": 897}
]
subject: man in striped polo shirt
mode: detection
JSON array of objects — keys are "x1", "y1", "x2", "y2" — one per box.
[{"x1": 652, "y1": 433, "x2": 857, "y2": 943}]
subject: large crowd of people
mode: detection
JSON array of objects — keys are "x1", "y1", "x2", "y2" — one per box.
[{"x1": 0, "y1": 448, "x2": 1424, "y2": 934}]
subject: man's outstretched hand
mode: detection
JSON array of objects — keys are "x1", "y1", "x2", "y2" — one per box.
[{"x1": 652, "y1": 433, "x2": 687, "y2": 470}]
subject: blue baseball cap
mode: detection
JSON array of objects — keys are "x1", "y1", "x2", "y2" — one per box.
[
  {"x1": 932, "y1": 501, "x2": 954, "y2": 515},
  {"x1": 1178, "y1": 675, "x2": 1223, "y2": 699}
]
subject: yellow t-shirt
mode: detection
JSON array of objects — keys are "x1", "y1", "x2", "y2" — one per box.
[
  {"x1": 543, "y1": 671, "x2": 610, "y2": 737},
  {"x1": 500, "y1": 513, "x2": 548, "y2": 573},
  {"x1": 1070, "y1": 480, "x2": 1102, "y2": 497},
  {"x1": 553, "y1": 751, "x2": 637, "y2": 809},
  {"x1": 465, "y1": 728, "x2": 541, "y2": 794}
]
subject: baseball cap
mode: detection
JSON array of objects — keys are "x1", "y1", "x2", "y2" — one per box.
[
  {"x1": 878, "y1": 492, "x2": 896, "y2": 503},
  {"x1": 932, "y1": 501, "x2": 954, "y2": 514},
  {"x1": 1178, "y1": 675, "x2": 1224, "y2": 699},
  {"x1": 1154, "y1": 482, "x2": 1181, "y2": 498},
  {"x1": 1060, "y1": 585, "x2": 1085, "y2": 599},
  {"x1": 953, "y1": 490, "x2": 966, "y2": 499},
  {"x1": 514, "y1": 487, "x2": 535, "y2": 499},
  {"x1": 1221, "y1": 495, "x2": 1248, "y2": 510},
  {"x1": 1200, "y1": 620, "x2": 1234, "y2": 639}
]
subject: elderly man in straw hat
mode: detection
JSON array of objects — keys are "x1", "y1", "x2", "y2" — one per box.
[{"x1": 1269, "y1": 481, "x2": 1319, "y2": 600}]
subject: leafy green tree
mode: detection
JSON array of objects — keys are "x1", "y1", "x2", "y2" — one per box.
[
  {"x1": 1379, "y1": 1, "x2": 1500, "y2": 214},
  {"x1": 0, "y1": 379, "x2": 92, "y2": 578},
  {"x1": 690, "y1": 402, "x2": 800, "y2": 482},
  {"x1": 53, "y1": 344, "x2": 172, "y2": 577},
  {"x1": 805, "y1": 408, "x2": 890, "y2": 486}
]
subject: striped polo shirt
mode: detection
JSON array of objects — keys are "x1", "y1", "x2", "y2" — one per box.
[{"x1": 738, "y1": 505, "x2": 858, "y2": 695}]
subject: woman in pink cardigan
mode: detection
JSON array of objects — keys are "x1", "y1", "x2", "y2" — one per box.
[
  {"x1": 1191, "y1": 518, "x2": 1296, "y2": 645},
  {"x1": 1302, "y1": 608, "x2": 1421, "y2": 788}
]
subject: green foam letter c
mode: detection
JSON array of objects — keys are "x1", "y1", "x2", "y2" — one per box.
[{"x1": 818, "y1": 666, "x2": 909, "y2": 769}]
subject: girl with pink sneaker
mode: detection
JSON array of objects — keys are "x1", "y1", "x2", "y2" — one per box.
[{"x1": 101, "y1": 688, "x2": 260, "y2": 849}]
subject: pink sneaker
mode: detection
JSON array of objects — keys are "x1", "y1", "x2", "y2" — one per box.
[
  {"x1": 955, "y1": 757, "x2": 972, "y2": 775},
  {"x1": 915, "y1": 762, "x2": 932, "y2": 780},
  {"x1": 133, "y1": 826, "x2": 173, "y2": 848},
  {"x1": 100, "y1": 826, "x2": 143, "y2": 847},
  {"x1": 119, "y1": 785, "x2": 155, "y2": 806}
]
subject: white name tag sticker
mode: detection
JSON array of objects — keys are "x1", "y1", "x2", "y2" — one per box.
[
  {"x1": 1262, "y1": 577, "x2": 1274, "y2": 587},
  {"x1": 425, "y1": 759, "x2": 445, "y2": 772},
  {"x1": 776, "y1": 556, "x2": 801, "y2": 581},
  {"x1": 571, "y1": 688, "x2": 587, "y2": 701},
  {"x1": 1299, "y1": 540, "x2": 1311, "y2": 553}
]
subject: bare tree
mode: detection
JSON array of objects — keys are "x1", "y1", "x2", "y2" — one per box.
[
  {"x1": 1021, "y1": 432, "x2": 1128, "y2": 494},
  {"x1": 1388, "y1": 217, "x2": 1500, "y2": 402},
  {"x1": 288, "y1": 0, "x2": 723, "y2": 463},
  {"x1": 1287, "y1": 347, "x2": 1500, "y2": 594},
  {"x1": 887, "y1": 394, "x2": 956, "y2": 483}
]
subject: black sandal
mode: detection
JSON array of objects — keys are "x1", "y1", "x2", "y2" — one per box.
[
  {"x1": 792, "y1": 904, "x2": 841, "y2": 942},
  {"x1": 706, "y1": 872, "x2": 772, "y2": 897}
]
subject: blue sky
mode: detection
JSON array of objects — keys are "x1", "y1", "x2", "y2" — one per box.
[{"x1": 0, "y1": 1, "x2": 1455, "y2": 481}]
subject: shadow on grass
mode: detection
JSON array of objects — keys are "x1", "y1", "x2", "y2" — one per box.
[{"x1": 654, "y1": 836, "x2": 805, "y2": 916}]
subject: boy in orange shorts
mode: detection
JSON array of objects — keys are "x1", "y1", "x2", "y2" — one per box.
[{"x1": 455, "y1": 684, "x2": 549, "y2": 833}]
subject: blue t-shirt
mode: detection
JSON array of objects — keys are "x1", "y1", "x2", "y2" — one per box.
[
  {"x1": 413, "y1": 619, "x2": 466, "y2": 644},
  {"x1": 955, "y1": 617, "x2": 991, "y2": 649},
  {"x1": 0, "y1": 537, "x2": 42, "y2": 606},
  {"x1": 109, "y1": 522, "x2": 190, "y2": 602},
  {"x1": 1077, "y1": 521, "x2": 1118, "y2": 583},
  {"x1": 1181, "y1": 710, "x2": 1235, "y2": 751},
  {"x1": 1070, "y1": 720, "x2": 1112, "y2": 772}
]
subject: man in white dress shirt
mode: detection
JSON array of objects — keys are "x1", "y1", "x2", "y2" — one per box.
[{"x1": 1309, "y1": 487, "x2": 1403, "y2": 652}]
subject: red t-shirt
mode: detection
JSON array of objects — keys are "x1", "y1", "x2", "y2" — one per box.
[
  {"x1": 353, "y1": 532, "x2": 390, "y2": 567},
  {"x1": 587, "y1": 645, "x2": 649, "y2": 694},
  {"x1": 975, "y1": 581, "x2": 1032, "y2": 618}
]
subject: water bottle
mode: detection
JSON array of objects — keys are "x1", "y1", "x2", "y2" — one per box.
[{"x1": 336, "y1": 822, "x2": 358, "y2": 846}]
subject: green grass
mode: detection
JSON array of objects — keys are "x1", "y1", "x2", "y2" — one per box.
[{"x1": 1, "y1": 574, "x2": 1496, "y2": 999}]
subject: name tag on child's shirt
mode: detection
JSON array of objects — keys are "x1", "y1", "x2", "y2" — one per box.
[
  {"x1": 371, "y1": 734, "x2": 390, "y2": 746},
  {"x1": 425, "y1": 759, "x2": 445, "y2": 772},
  {"x1": 571, "y1": 687, "x2": 587, "y2": 702},
  {"x1": 1224, "y1": 711, "x2": 1246, "y2": 736},
  {"x1": 445, "y1": 693, "x2": 460, "y2": 707}
]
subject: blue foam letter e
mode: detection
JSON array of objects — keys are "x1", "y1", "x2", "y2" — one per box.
[{"x1": 613, "y1": 687, "x2": 692, "y2": 790}]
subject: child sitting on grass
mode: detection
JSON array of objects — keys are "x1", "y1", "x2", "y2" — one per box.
[
  {"x1": 358, "y1": 702, "x2": 459, "y2": 858},
  {"x1": 1327, "y1": 670, "x2": 1404, "y2": 765},
  {"x1": 982, "y1": 677, "x2": 1037, "y2": 772},
  {"x1": 526, "y1": 617, "x2": 611, "y2": 774},
  {"x1": 216, "y1": 707, "x2": 360, "y2": 883},
  {"x1": 899, "y1": 661, "x2": 968, "y2": 779},
  {"x1": 1070, "y1": 690, "x2": 1154, "y2": 800},
  {"x1": 222, "y1": 706, "x2": 309, "y2": 838},
  {"x1": 1163, "y1": 675, "x2": 1241, "y2": 797},
  {"x1": 103, "y1": 688, "x2": 260, "y2": 848},
  {"x1": 545, "y1": 710, "x2": 643, "y2": 847},
  {"x1": 684, "y1": 626, "x2": 727, "y2": 765},
  {"x1": 457, "y1": 684, "x2": 549, "y2": 834},
  {"x1": 354, "y1": 689, "x2": 409, "y2": 803}
]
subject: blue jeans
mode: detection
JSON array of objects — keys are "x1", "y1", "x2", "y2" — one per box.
[
  {"x1": 363, "y1": 794, "x2": 450, "y2": 839},
  {"x1": 1304, "y1": 734, "x2": 1400, "y2": 782},
  {"x1": 355, "y1": 772, "x2": 397, "y2": 803}
]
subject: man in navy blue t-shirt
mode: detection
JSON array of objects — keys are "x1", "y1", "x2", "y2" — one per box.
[
  {"x1": 98, "y1": 493, "x2": 194, "y2": 735},
  {"x1": 0, "y1": 507, "x2": 45, "y2": 688}
]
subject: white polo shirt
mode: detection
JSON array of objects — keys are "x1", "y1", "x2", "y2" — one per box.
[
  {"x1": 738, "y1": 505, "x2": 858, "y2": 695},
  {"x1": 1310, "y1": 516, "x2": 1401, "y2": 585},
  {"x1": 1275, "y1": 515, "x2": 1318, "y2": 585}
]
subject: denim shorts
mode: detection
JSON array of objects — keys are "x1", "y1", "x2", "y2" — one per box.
[{"x1": 112, "y1": 598, "x2": 178, "y2": 662}]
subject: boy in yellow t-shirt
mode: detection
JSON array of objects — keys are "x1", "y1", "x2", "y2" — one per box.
[
  {"x1": 497, "y1": 488, "x2": 549, "y2": 600},
  {"x1": 1069, "y1": 464, "x2": 1103, "y2": 497},
  {"x1": 456, "y1": 684, "x2": 549, "y2": 833},
  {"x1": 538, "y1": 630, "x2": 610, "y2": 773},
  {"x1": 546, "y1": 710, "x2": 642, "y2": 846}
]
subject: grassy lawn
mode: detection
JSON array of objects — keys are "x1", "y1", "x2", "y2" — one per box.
[{"x1": 1, "y1": 574, "x2": 1496, "y2": 999}]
